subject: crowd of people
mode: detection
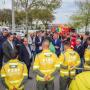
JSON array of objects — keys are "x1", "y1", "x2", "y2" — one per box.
[{"x1": 0, "y1": 29, "x2": 90, "y2": 90}]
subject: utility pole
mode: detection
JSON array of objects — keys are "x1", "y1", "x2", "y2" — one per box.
[
  {"x1": 25, "y1": 0, "x2": 28, "y2": 38},
  {"x1": 25, "y1": 4, "x2": 28, "y2": 37},
  {"x1": 12, "y1": 0, "x2": 15, "y2": 33},
  {"x1": 85, "y1": 0, "x2": 89, "y2": 32}
]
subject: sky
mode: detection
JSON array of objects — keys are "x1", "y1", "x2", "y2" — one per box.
[
  {"x1": 0, "y1": 0, "x2": 84, "y2": 24},
  {"x1": 53, "y1": 0, "x2": 77, "y2": 24}
]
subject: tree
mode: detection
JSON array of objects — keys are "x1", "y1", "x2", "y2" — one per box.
[
  {"x1": 69, "y1": 0, "x2": 90, "y2": 31},
  {"x1": 69, "y1": 15, "x2": 84, "y2": 28},
  {"x1": 0, "y1": 9, "x2": 12, "y2": 25},
  {"x1": 15, "y1": 11, "x2": 26, "y2": 25},
  {"x1": 28, "y1": 8, "x2": 54, "y2": 29},
  {"x1": 38, "y1": 9, "x2": 54, "y2": 29},
  {"x1": 15, "y1": 0, "x2": 61, "y2": 26}
]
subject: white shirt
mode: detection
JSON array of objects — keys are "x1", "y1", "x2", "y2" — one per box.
[
  {"x1": 8, "y1": 40, "x2": 14, "y2": 49},
  {"x1": 26, "y1": 46, "x2": 32, "y2": 59}
]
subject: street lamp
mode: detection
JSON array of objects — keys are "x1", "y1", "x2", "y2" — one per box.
[{"x1": 12, "y1": 0, "x2": 15, "y2": 33}]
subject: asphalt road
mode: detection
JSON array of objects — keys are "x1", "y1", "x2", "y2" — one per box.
[
  {"x1": 25, "y1": 69, "x2": 60, "y2": 90},
  {"x1": 0, "y1": 67, "x2": 60, "y2": 90}
]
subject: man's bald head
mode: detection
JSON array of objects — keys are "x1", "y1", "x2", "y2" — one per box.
[{"x1": 42, "y1": 39, "x2": 50, "y2": 50}]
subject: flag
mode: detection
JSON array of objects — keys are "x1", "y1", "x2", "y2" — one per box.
[{"x1": 56, "y1": 26, "x2": 62, "y2": 33}]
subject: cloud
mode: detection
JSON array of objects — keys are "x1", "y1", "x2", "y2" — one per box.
[
  {"x1": 53, "y1": 0, "x2": 78, "y2": 24},
  {"x1": 53, "y1": 0, "x2": 87, "y2": 24}
]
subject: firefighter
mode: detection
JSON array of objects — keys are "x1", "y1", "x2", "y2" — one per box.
[
  {"x1": 33, "y1": 39, "x2": 60, "y2": 90},
  {"x1": 69, "y1": 71, "x2": 90, "y2": 90},
  {"x1": 59, "y1": 41, "x2": 80, "y2": 90},
  {"x1": 0, "y1": 54, "x2": 28, "y2": 90},
  {"x1": 84, "y1": 37, "x2": 90, "y2": 70}
]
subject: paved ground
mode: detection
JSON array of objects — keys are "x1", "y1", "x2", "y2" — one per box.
[
  {"x1": 25, "y1": 68, "x2": 60, "y2": 90},
  {"x1": 0, "y1": 67, "x2": 60, "y2": 90}
]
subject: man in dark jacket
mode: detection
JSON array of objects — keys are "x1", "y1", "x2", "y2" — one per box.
[
  {"x1": 2, "y1": 33, "x2": 17, "y2": 63},
  {"x1": 74, "y1": 38, "x2": 84, "y2": 73},
  {"x1": 35, "y1": 32, "x2": 44, "y2": 54},
  {"x1": 0, "y1": 29, "x2": 8, "y2": 44},
  {"x1": 52, "y1": 32, "x2": 61, "y2": 57},
  {"x1": 19, "y1": 38, "x2": 33, "y2": 79},
  {"x1": 82, "y1": 32, "x2": 89, "y2": 49},
  {"x1": 14, "y1": 35, "x2": 23, "y2": 54},
  {"x1": 74, "y1": 38, "x2": 84, "y2": 58},
  {"x1": 0, "y1": 43, "x2": 3, "y2": 69},
  {"x1": 0, "y1": 30, "x2": 8, "y2": 68}
]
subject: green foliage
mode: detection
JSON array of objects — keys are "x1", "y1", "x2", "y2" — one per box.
[
  {"x1": 15, "y1": 11, "x2": 26, "y2": 25},
  {"x1": 0, "y1": 9, "x2": 12, "y2": 25},
  {"x1": 0, "y1": 0, "x2": 61, "y2": 27},
  {"x1": 69, "y1": 0, "x2": 90, "y2": 30},
  {"x1": 15, "y1": 0, "x2": 61, "y2": 26}
]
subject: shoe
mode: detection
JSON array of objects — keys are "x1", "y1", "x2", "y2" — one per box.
[{"x1": 28, "y1": 77, "x2": 33, "y2": 80}]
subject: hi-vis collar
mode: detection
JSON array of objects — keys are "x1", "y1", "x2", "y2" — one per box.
[
  {"x1": 9, "y1": 63, "x2": 18, "y2": 65},
  {"x1": 87, "y1": 45, "x2": 90, "y2": 49},
  {"x1": 44, "y1": 52, "x2": 52, "y2": 57}
]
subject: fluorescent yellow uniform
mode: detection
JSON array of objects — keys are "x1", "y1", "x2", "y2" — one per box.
[
  {"x1": 59, "y1": 49, "x2": 80, "y2": 77},
  {"x1": 1, "y1": 59, "x2": 28, "y2": 90},
  {"x1": 33, "y1": 50, "x2": 59, "y2": 81},
  {"x1": 84, "y1": 47, "x2": 90, "y2": 70},
  {"x1": 69, "y1": 71, "x2": 90, "y2": 90}
]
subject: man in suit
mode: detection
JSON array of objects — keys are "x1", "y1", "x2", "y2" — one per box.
[
  {"x1": 52, "y1": 32, "x2": 61, "y2": 57},
  {"x1": 35, "y1": 32, "x2": 43, "y2": 54},
  {"x1": 0, "y1": 42, "x2": 3, "y2": 70},
  {"x1": 74, "y1": 38, "x2": 85, "y2": 74},
  {"x1": 2, "y1": 33, "x2": 17, "y2": 63},
  {"x1": 74, "y1": 38, "x2": 84, "y2": 59},
  {"x1": 0, "y1": 29, "x2": 8, "y2": 44},
  {"x1": 82, "y1": 32, "x2": 89, "y2": 50},
  {"x1": 19, "y1": 38, "x2": 33, "y2": 79},
  {"x1": 0, "y1": 29, "x2": 8, "y2": 68},
  {"x1": 14, "y1": 35, "x2": 23, "y2": 54}
]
